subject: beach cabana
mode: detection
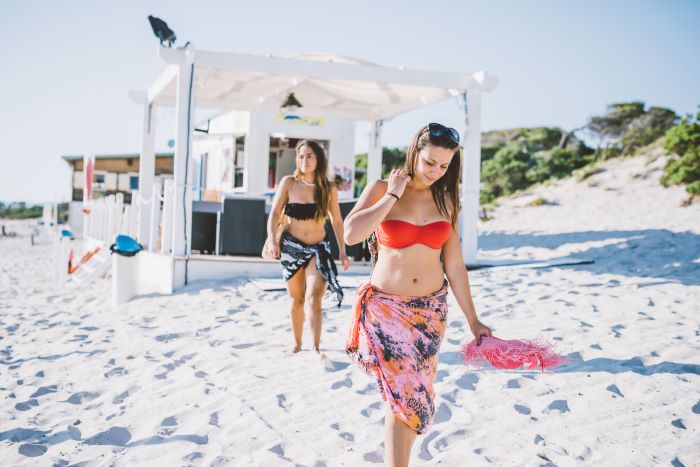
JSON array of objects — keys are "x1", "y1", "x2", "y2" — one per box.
[{"x1": 101, "y1": 46, "x2": 496, "y2": 293}]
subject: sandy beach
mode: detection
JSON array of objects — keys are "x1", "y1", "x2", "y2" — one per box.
[{"x1": 1, "y1": 152, "x2": 699, "y2": 466}]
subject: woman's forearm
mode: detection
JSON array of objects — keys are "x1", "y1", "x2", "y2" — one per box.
[
  {"x1": 267, "y1": 212, "x2": 281, "y2": 243},
  {"x1": 331, "y1": 220, "x2": 347, "y2": 256},
  {"x1": 344, "y1": 195, "x2": 396, "y2": 245}
]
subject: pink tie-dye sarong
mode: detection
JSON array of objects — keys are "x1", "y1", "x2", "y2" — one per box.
[{"x1": 346, "y1": 281, "x2": 448, "y2": 434}]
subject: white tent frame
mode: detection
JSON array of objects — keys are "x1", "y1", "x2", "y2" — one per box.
[{"x1": 131, "y1": 46, "x2": 498, "y2": 265}]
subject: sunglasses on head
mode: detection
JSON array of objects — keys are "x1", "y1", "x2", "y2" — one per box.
[{"x1": 428, "y1": 122, "x2": 460, "y2": 144}]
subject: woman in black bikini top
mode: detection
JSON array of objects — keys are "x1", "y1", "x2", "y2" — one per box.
[{"x1": 264, "y1": 140, "x2": 350, "y2": 354}]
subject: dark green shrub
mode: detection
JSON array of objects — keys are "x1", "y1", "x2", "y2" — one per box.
[
  {"x1": 661, "y1": 109, "x2": 700, "y2": 195},
  {"x1": 481, "y1": 144, "x2": 530, "y2": 198},
  {"x1": 527, "y1": 148, "x2": 593, "y2": 184}
]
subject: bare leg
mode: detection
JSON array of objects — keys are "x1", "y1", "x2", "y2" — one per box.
[
  {"x1": 384, "y1": 407, "x2": 417, "y2": 467},
  {"x1": 286, "y1": 270, "x2": 306, "y2": 353},
  {"x1": 304, "y1": 259, "x2": 328, "y2": 353}
]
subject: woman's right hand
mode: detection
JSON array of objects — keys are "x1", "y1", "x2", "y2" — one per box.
[
  {"x1": 387, "y1": 168, "x2": 410, "y2": 198},
  {"x1": 264, "y1": 238, "x2": 281, "y2": 260}
]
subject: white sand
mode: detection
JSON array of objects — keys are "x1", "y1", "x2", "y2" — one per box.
[{"x1": 1, "y1": 153, "x2": 699, "y2": 466}]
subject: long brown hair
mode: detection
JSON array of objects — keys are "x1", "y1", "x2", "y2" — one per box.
[
  {"x1": 294, "y1": 140, "x2": 332, "y2": 221},
  {"x1": 403, "y1": 125, "x2": 461, "y2": 226}
]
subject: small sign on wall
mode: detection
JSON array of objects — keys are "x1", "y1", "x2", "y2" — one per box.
[{"x1": 275, "y1": 115, "x2": 326, "y2": 126}]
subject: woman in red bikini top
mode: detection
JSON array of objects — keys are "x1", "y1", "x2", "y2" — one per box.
[{"x1": 344, "y1": 123, "x2": 492, "y2": 467}]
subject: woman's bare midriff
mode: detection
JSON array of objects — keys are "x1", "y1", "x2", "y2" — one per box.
[
  {"x1": 370, "y1": 244, "x2": 445, "y2": 297},
  {"x1": 285, "y1": 217, "x2": 327, "y2": 245}
]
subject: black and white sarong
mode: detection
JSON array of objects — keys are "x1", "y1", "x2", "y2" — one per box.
[{"x1": 280, "y1": 230, "x2": 343, "y2": 307}]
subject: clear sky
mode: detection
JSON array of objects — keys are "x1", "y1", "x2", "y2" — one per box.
[{"x1": 1, "y1": 0, "x2": 698, "y2": 203}]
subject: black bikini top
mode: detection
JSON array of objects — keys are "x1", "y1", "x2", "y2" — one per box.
[{"x1": 284, "y1": 203, "x2": 317, "y2": 221}]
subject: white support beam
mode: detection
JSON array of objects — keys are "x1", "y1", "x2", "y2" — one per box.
[
  {"x1": 367, "y1": 120, "x2": 383, "y2": 184},
  {"x1": 243, "y1": 112, "x2": 270, "y2": 194},
  {"x1": 158, "y1": 47, "x2": 498, "y2": 92},
  {"x1": 460, "y1": 91, "x2": 483, "y2": 264},
  {"x1": 171, "y1": 53, "x2": 196, "y2": 257},
  {"x1": 137, "y1": 102, "x2": 156, "y2": 246},
  {"x1": 148, "y1": 65, "x2": 179, "y2": 103}
]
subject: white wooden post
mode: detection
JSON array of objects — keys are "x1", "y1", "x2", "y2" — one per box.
[
  {"x1": 82, "y1": 154, "x2": 94, "y2": 240},
  {"x1": 460, "y1": 91, "x2": 483, "y2": 264},
  {"x1": 161, "y1": 179, "x2": 174, "y2": 254},
  {"x1": 171, "y1": 54, "x2": 195, "y2": 257},
  {"x1": 243, "y1": 111, "x2": 270, "y2": 195},
  {"x1": 138, "y1": 102, "x2": 156, "y2": 246},
  {"x1": 367, "y1": 120, "x2": 383, "y2": 183},
  {"x1": 148, "y1": 181, "x2": 161, "y2": 252}
]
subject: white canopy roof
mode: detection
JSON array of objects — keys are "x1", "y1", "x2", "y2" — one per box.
[{"x1": 142, "y1": 47, "x2": 498, "y2": 121}]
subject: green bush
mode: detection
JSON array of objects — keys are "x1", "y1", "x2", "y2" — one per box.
[
  {"x1": 481, "y1": 144, "x2": 531, "y2": 199},
  {"x1": 526, "y1": 147, "x2": 593, "y2": 184},
  {"x1": 0, "y1": 203, "x2": 43, "y2": 219},
  {"x1": 661, "y1": 109, "x2": 700, "y2": 195}
]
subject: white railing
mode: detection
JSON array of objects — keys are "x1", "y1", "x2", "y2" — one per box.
[{"x1": 83, "y1": 193, "x2": 132, "y2": 244}]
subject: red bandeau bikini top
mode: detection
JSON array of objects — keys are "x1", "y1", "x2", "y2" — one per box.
[{"x1": 375, "y1": 219, "x2": 451, "y2": 250}]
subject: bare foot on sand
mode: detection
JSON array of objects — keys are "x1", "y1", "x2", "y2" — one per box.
[{"x1": 292, "y1": 344, "x2": 302, "y2": 353}]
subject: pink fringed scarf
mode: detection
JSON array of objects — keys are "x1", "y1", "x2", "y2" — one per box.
[{"x1": 462, "y1": 336, "x2": 568, "y2": 371}]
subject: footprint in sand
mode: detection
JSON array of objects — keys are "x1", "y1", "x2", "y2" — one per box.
[
  {"x1": 455, "y1": 373, "x2": 479, "y2": 391},
  {"x1": 356, "y1": 383, "x2": 377, "y2": 395},
  {"x1": 161, "y1": 416, "x2": 177, "y2": 426},
  {"x1": 611, "y1": 324, "x2": 625, "y2": 338},
  {"x1": 113, "y1": 391, "x2": 129, "y2": 405},
  {"x1": 83, "y1": 426, "x2": 131, "y2": 446},
  {"x1": 433, "y1": 403, "x2": 452, "y2": 424},
  {"x1": 438, "y1": 351, "x2": 464, "y2": 366},
  {"x1": 331, "y1": 375, "x2": 352, "y2": 390},
  {"x1": 30, "y1": 385, "x2": 57, "y2": 397},
  {"x1": 18, "y1": 443, "x2": 47, "y2": 457},
  {"x1": 209, "y1": 412, "x2": 219, "y2": 427},
  {"x1": 432, "y1": 429, "x2": 467, "y2": 453},
  {"x1": 104, "y1": 367, "x2": 127, "y2": 378},
  {"x1": 276, "y1": 394, "x2": 288, "y2": 411},
  {"x1": 607, "y1": 384, "x2": 624, "y2": 398},
  {"x1": 323, "y1": 359, "x2": 349, "y2": 372},
  {"x1": 692, "y1": 400, "x2": 700, "y2": 414},
  {"x1": 155, "y1": 333, "x2": 185, "y2": 342},
  {"x1": 15, "y1": 399, "x2": 39, "y2": 411},
  {"x1": 65, "y1": 391, "x2": 99, "y2": 405},
  {"x1": 183, "y1": 452, "x2": 203, "y2": 463},
  {"x1": 590, "y1": 343, "x2": 603, "y2": 350},
  {"x1": 418, "y1": 431, "x2": 440, "y2": 460},
  {"x1": 506, "y1": 378, "x2": 521, "y2": 389},
  {"x1": 362, "y1": 449, "x2": 384, "y2": 463},
  {"x1": 232, "y1": 342, "x2": 258, "y2": 349},
  {"x1": 360, "y1": 401, "x2": 383, "y2": 417},
  {"x1": 514, "y1": 404, "x2": 531, "y2": 415},
  {"x1": 268, "y1": 443, "x2": 293, "y2": 463},
  {"x1": 542, "y1": 400, "x2": 570, "y2": 414},
  {"x1": 671, "y1": 419, "x2": 686, "y2": 429},
  {"x1": 534, "y1": 434, "x2": 546, "y2": 445},
  {"x1": 339, "y1": 431, "x2": 354, "y2": 442},
  {"x1": 637, "y1": 311, "x2": 655, "y2": 321},
  {"x1": 160, "y1": 416, "x2": 178, "y2": 435}
]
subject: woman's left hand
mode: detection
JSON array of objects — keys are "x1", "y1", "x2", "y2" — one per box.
[
  {"x1": 340, "y1": 253, "x2": 351, "y2": 271},
  {"x1": 469, "y1": 320, "x2": 492, "y2": 346}
]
